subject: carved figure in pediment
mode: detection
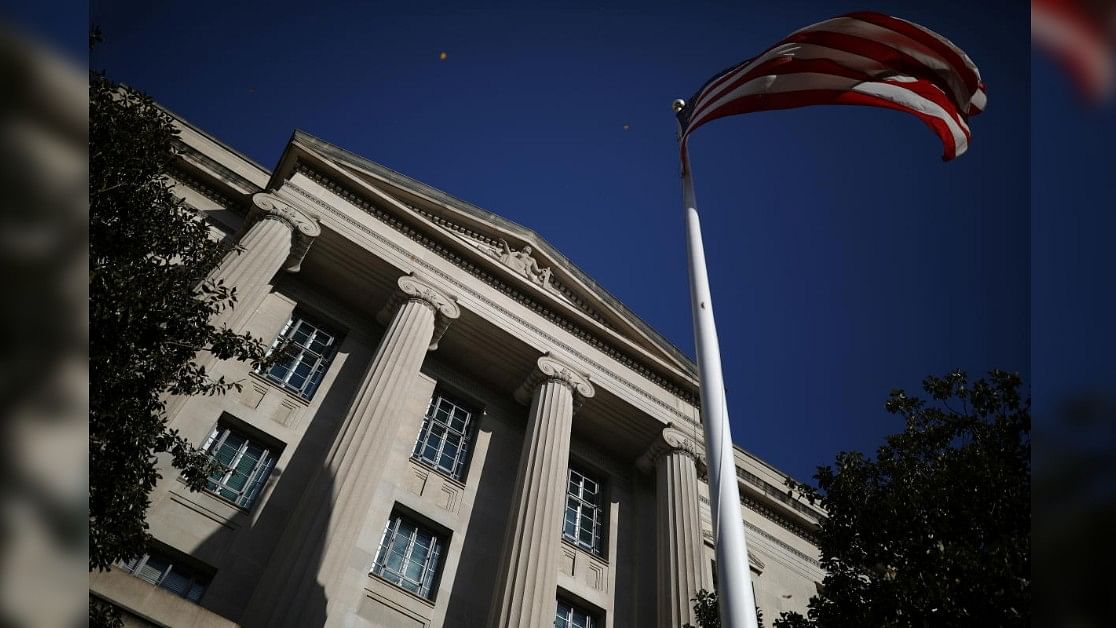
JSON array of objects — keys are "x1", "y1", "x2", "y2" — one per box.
[{"x1": 498, "y1": 239, "x2": 553, "y2": 288}]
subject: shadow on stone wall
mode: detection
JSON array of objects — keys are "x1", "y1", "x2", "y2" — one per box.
[
  {"x1": 192, "y1": 326, "x2": 381, "y2": 627},
  {"x1": 442, "y1": 412, "x2": 524, "y2": 627}
]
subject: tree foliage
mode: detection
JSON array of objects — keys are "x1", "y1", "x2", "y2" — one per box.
[
  {"x1": 689, "y1": 370, "x2": 1030, "y2": 628},
  {"x1": 89, "y1": 73, "x2": 270, "y2": 573},
  {"x1": 686, "y1": 590, "x2": 763, "y2": 628}
]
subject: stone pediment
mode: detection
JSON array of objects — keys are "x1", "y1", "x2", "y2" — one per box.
[{"x1": 275, "y1": 131, "x2": 698, "y2": 389}]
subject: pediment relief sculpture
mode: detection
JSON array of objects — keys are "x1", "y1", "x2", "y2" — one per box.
[
  {"x1": 446, "y1": 227, "x2": 613, "y2": 330},
  {"x1": 497, "y1": 239, "x2": 553, "y2": 289},
  {"x1": 453, "y1": 229, "x2": 558, "y2": 292}
]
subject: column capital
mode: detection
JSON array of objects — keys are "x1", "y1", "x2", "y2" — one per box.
[
  {"x1": 248, "y1": 191, "x2": 321, "y2": 272},
  {"x1": 378, "y1": 275, "x2": 460, "y2": 350},
  {"x1": 637, "y1": 424, "x2": 705, "y2": 473},
  {"x1": 514, "y1": 354, "x2": 595, "y2": 407}
]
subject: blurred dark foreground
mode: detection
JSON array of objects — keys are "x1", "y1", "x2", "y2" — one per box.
[{"x1": 0, "y1": 19, "x2": 87, "y2": 627}]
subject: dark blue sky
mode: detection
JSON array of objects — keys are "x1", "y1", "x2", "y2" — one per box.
[
  {"x1": 1031, "y1": 52, "x2": 1116, "y2": 424},
  {"x1": 91, "y1": 0, "x2": 1029, "y2": 483}
]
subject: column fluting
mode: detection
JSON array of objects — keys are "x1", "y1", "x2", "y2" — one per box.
[
  {"x1": 650, "y1": 426, "x2": 712, "y2": 628},
  {"x1": 489, "y1": 355, "x2": 594, "y2": 628}
]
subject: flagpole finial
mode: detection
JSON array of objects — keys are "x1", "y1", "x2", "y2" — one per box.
[{"x1": 672, "y1": 99, "x2": 686, "y2": 113}]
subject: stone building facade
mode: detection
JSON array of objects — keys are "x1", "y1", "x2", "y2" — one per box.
[{"x1": 90, "y1": 109, "x2": 826, "y2": 627}]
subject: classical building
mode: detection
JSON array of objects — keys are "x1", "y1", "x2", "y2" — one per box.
[{"x1": 90, "y1": 107, "x2": 826, "y2": 627}]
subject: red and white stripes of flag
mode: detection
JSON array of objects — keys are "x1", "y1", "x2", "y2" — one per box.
[{"x1": 677, "y1": 11, "x2": 987, "y2": 161}]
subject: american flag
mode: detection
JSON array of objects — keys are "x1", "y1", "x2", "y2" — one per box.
[{"x1": 676, "y1": 11, "x2": 987, "y2": 160}]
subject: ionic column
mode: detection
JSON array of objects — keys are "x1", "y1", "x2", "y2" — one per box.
[
  {"x1": 211, "y1": 191, "x2": 320, "y2": 332},
  {"x1": 166, "y1": 191, "x2": 320, "y2": 421},
  {"x1": 640, "y1": 425, "x2": 712, "y2": 628},
  {"x1": 243, "y1": 275, "x2": 459, "y2": 628},
  {"x1": 490, "y1": 355, "x2": 595, "y2": 628}
]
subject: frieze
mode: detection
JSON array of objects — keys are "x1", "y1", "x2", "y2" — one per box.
[
  {"x1": 173, "y1": 141, "x2": 263, "y2": 195},
  {"x1": 285, "y1": 167, "x2": 700, "y2": 410},
  {"x1": 169, "y1": 165, "x2": 238, "y2": 209}
]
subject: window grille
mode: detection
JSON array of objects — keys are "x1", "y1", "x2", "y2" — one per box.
[
  {"x1": 371, "y1": 513, "x2": 444, "y2": 599},
  {"x1": 201, "y1": 424, "x2": 276, "y2": 509},
  {"x1": 120, "y1": 551, "x2": 210, "y2": 602},
  {"x1": 555, "y1": 599, "x2": 595, "y2": 628},
  {"x1": 563, "y1": 467, "x2": 604, "y2": 555},
  {"x1": 263, "y1": 313, "x2": 338, "y2": 400},
  {"x1": 412, "y1": 394, "x2": 475, "y2": 480}
]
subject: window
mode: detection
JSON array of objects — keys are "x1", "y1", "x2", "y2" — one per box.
[
  {"x1": 563, "y1": 467, "x2": 604, "y2": 555},
  {"x1": 263, "y1": 313, "x2": 339, "y2": 400},
  {"x1": 120, "y1": 550, "x2": 211, "y2": 602},
  {"x1": 555, "y1": 599, "x2": 596, "y2": 628},
  {"x1": 412, "y1": 393, "x2": 476, "y2": 480},
  {"x1": 371, "y1": 513, "x2": 444, "y2": 599},
  {"x1": 201, "y1": 423, "x2": 277, "y2": 509}
]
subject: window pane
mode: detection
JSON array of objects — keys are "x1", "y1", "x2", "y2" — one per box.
[
  {"x1": 291, "y1": 324, "x2": 311, "y2": 344},
  {"x1": 203, "y1": 425, "x2": 275, "y2": 510},
  {"x1": 262, "y1": 313, "x2": 339, "y2": 399},
  {"x1": 423, "y1": 442, "x2": 440, "y2": 461},
  {"x1": 441, "y1": 442, "x2": 458, "y2": 464},
  {"x1": 372, "y1": 514, "x2": 443, "y2": 600},
  {"x1": 136, "y1": 556, "x2": 167, "y2": 585},
  {"x1": 309, "y1": 334, "x2": 330, "y2": 354},
  {"x1": 556, "y1": 600, "x2": 593, "y2": 628},
  {"x1": 212, "y1": 436, "x2": 241, "y2": 464},
  {"x1": 564, "y1": 468, "x2": 604, "y2": 554},
  {"x1": 450, "y1": 411, "x2": 466, "y2": 431},
  {"x1": 412, "y1": 394, "x2": 475, "y2": 481},
  {"x1": 293, "y1": 360, "x2": 313, "y2": 379},
  {"x1": 160, "y1": 570, "x2": 193, "y2": 597},
  {"x1": 403, "y1": 557, "x2": 425, "y2": 584},
  {"x1": 564, "y1": 518, "x2": 577, "y2": 538},
  {"x1": 122, "y1": 551, "x2": 210, "y2": 603},
  {"x1": 287, "y1": 371, "x2": 307, "y2": 390},
  {"x1": 383, "y1": 548, "x2": 405, "y2": 575},
  {"x1": 267, "y1": 361, "x2": 291, "y2": 381}
]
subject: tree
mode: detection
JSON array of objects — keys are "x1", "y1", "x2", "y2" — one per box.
[
  {"x1": 89, "y1": 73, "x2": 272, "y2": 575},
  {"x1": 688, "y1": 370, "x2": 1030, "y2": 628}
]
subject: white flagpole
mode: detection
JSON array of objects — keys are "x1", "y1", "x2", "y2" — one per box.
[{"x1": 674, "y1": 99, "x2": 758, "y2": 628}]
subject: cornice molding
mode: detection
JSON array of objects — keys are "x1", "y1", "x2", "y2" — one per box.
[{"x1": 700, "y1": 494, "x2": 821, "y2": 566}]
